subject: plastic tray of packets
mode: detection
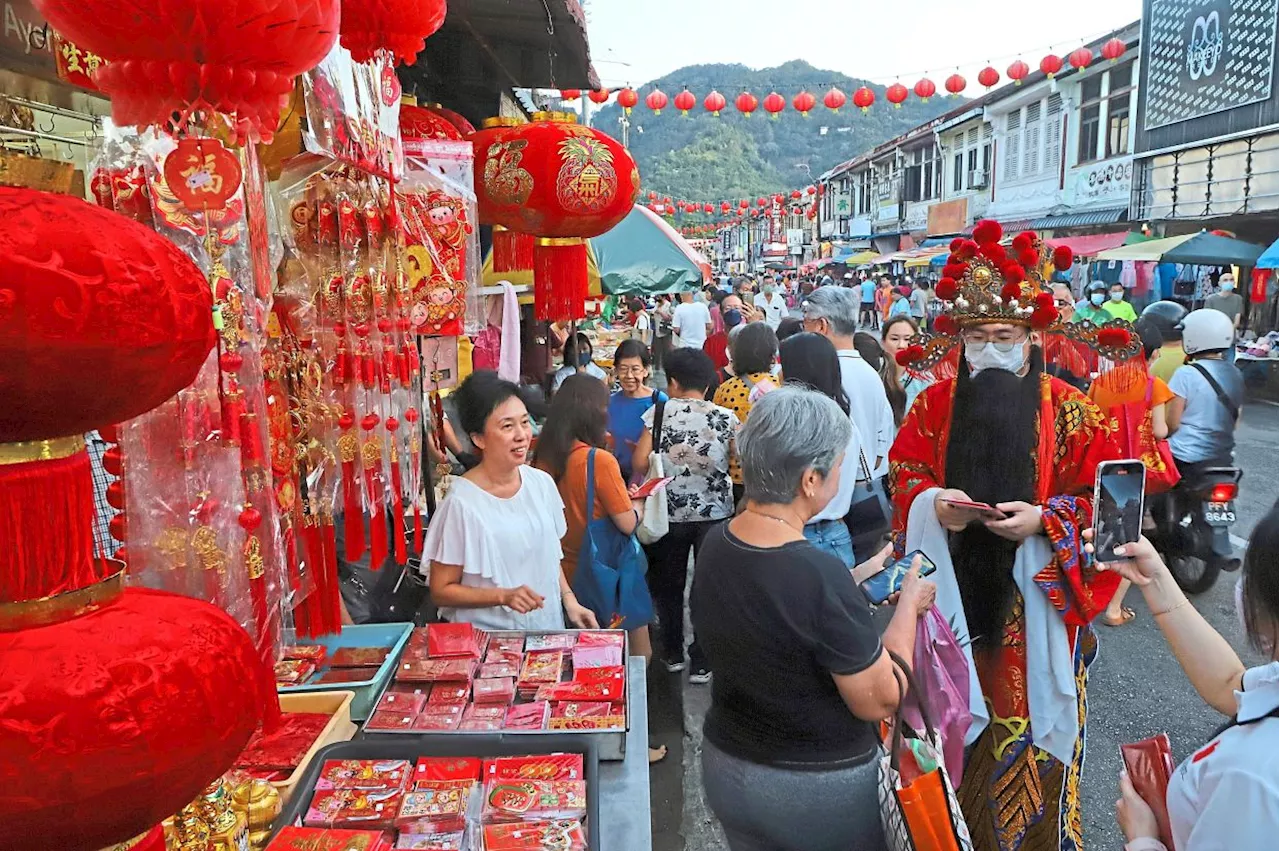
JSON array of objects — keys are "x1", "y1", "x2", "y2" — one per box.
[{"x1": 361, "y1": 626, "x2": 629, "y2": 761}]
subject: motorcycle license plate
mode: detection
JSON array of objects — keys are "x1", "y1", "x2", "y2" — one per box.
[{"x1": 1204, "y1": 501, "x2": 1236, "y2": 526}]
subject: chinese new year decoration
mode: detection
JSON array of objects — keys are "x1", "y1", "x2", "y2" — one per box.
[
  {"x1": 913, "y1": 78, "x2": 937, "y2": 101},
  {"x1": 339, "y1": 0, "x2": 447, "y2": 65},
  {"x1": 1008, "y1": 59, "x2": 1031, "y2": 84}
]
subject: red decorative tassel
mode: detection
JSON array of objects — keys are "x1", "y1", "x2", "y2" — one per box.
[
  {"x1": 321, "y1": 519, "x2": 341, "y2": 634},
  {"x1": 338, "y1": 412, "x2": 365, "y2": 562},
  {"x1": 492, "y1": 226, "x2": 535, "y2": 273},
  {"x1": 534, "y1": 238, "x2": 588, "y2": 321},
  {"x1": 0, "y1": 444, "x2": 104, "y2": 602},
  {"x1": 386, "y1": 417, "x2": 407, "y2": 566},
  {"x1": 413, "y1": 506, "x2": 424, "y2": 556}
]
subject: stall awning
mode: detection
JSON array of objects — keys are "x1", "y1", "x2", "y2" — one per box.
[
  {"x1": 1258, "y1": 239, "x2": 1279, "y2": 270},
  {"x1": 1045, "y1": 231, "x2": 1133, "y2": 257},
  {"x1": 903, "y1": 246, "x2": 950, "y2": 267},
  {"x1": 1096, "y1": 231, "x2": 1268, "y2": 266},
  {"x1": 1030, "y1": 207, "x2": 1128, "y2": 229}
]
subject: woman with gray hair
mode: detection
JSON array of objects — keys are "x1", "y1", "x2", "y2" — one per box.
[{"x1": 691, "y1": 386, "x2": 936, "y2": 851}]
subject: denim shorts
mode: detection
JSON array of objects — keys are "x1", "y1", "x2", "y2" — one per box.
[{"x1": 803, "y1": 519, "x2": 855, "y2": 568}]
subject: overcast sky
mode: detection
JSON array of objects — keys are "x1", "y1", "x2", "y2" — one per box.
[{"x1": 584, "y1": 0, "x2": 1145, "y2": 95}]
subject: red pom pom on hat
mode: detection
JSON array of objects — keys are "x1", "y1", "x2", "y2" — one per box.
[
  {"x1": 1034, "y1": 291, "x2": 1056, "y2": 310},
  {"x1": 942, "y1": 262, "x2": 968, "y2": 280},
  {"x1": 953, "y1": 240, "x2": 979, "y2": 261},
  {"x1": 1000, "y1": 282, "x2": 1023, "y2": 302},
  {"x1": 980, "y1": 242, "x2": 1007, "y2": 263},
  {"x1": 896, "y1": 344, "x2": 926, "y2": 365},
  {"x1": 1098, "y1": 327, "x2": 1132, "y2": 347},
  {"x1": 949, "y1": 237, "x2": 966, "y2": 252},
  {"x1": 1001, "y1": 261, "x2": 1026, "y2": 284},
  {"x1": 936, "y1": 278, "x2": 959, "y2": 300},
  {"x1": 1019, "y1": 248, "x2": 1040, "y2": 269},
  {"x1": 933, "y1": 315, "x2": 958, "y2": 336},
  {"x1": 1031, "y1": 306, "x2": 1058, "y2": 329},
  {"x1": 1053, "y1": 245, "x2": 1074, "y2": 271},
  {"x1": 972, "y1": 219, "x2": 1003, "y2": 245}
]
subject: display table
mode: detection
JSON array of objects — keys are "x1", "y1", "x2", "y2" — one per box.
[{"x1": 597, "y1": 656, "x2": 653, "y2": 850}]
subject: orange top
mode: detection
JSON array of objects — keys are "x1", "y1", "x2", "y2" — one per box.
[
  {"x1": 540, "y1": 442, "x2": 633, "y2": 581},
  {"x1": 1089, "y1": 373, "x2": 1174, "y2": 413}
]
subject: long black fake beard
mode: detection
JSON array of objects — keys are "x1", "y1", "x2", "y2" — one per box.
[{"x1": 944, "y1": 346, "x2": 1042, "y2": 651}]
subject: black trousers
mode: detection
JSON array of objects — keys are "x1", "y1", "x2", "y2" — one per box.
[{"x1": 646, "y1": 520, "x2": 715, "y2": 668}]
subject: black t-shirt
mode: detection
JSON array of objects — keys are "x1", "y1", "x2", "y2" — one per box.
[{"x1": 691, "y1": 523, "x2": 883, "y2": 765}]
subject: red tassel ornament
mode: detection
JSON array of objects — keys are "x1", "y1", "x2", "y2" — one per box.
[
  {"x1": 338, "y1": 411, "x2": 365, "y2": 562},
  {"x1": 385, "y1": 417, "x2": 407, "y2": 566},
  {"x1": 361, "y1": 414, "x2": 388, "y2": 570},
  {"x1": 491, "y1": 227, "x2": 536, "y2": 273},
  {"x1": 534, "y1": 238, "x2": 589, "y2": 322}
]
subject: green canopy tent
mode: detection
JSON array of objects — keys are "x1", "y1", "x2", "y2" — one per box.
[
  {"x1": 1095, "y1": 231, "x2": 1267, "y2": 266},
  {"x1": 482, "y1": 205, "x2": 711, "y2": 297}
]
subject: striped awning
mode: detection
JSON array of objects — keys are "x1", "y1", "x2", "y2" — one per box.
[{"x1": 1030, "y1": 207, "x2": 1128, "y2": 229}]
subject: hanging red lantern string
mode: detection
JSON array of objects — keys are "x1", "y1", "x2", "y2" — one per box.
[
  {"x1": 1068, "y1": 47, "x2": 1094, "y2": 71},
  {"x1": 978, "y1": 66, "x2": 1001, "y2": 88},
  {"x1": 560, "y1": 89, "x2": 581, "y2": 101},
  {"x1": 1040, "y1": 53, "x2": 1064, "y2": 79},
  {"x1": 704, "y1": 203, "x2": 715, "y2": 214},
  {"x1": 791, "y1": 189, "x2": 803, "y2": 199},
  {"x1": 886, "y1": 82, "x2": 909, "y2": 108},
  {"x1": 35, "y1": 0, "x2": 339, "y2": 142},
  {"x1": 823, "y1": 86, "x2": 847, "y2": 112},
  {"x1": 1101, "y1": 37, "x2": 1127, "y2": 62},
  {"x1": 757, "y1": 196, "x2": 768, "y2": 207},
  {"x1": 338, "y1": 0, "x2": 445, "y2": 65},
  {"x1": 1007, "y1": 59, "x2": 1031, "y2": 85},
  {"x1": 739, "y1": 199, "x2": 750, "y2": 209},
  {"x1": 589, "y1": 88, "x2": 611, "y2": 104},
  {"x1": 721, "y1": 201, "x2": 732, "y2": 212},
  {"x1": 645, "y1": 88, "x2": 669, "y2": 114},
  {"x1": 806, "y1": 185, "x2": 817, "y2": 195},
  {"x1": 852, "y1": 86, "x2": 875, "y2": 113},
  {"x1": 704, "y1": 90, "x2": 727, "y2": 116},
  {"x1": 736, "y1": 91, "x2": 759, "y2": 118},
  {"x1": 617, "y1": 87, "x2": 639, "y2": 114},
  {"x1": 664, "y1": 203, "x2": 676, "y2": 215},
  {"x1": 913, "y1": 78, "x2": 937, "y2": 102},
  {"x1": 763, "y1": 91, "x2": 786, "y2": 119},
  {"x1": 792, "y1": 90, "x2": 816, "y2": 116},
  {"x1": 674, "y1": 88, "x2": 697, "y2": 116},
  {"x1": 469, "y1": 116, "x2": 535, "y2": 273},
  {"x1": 945, "y1": 73, "x2": 967, "y2": 96}
]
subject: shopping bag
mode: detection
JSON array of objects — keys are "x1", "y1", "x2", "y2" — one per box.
[
  {"x1": 879, "y1": 651, "x2": 974, "y2": 851},
  {"x1": 574, "y1": 449, "x2": 655, "y2": 630},
  {"x1": 1112, "y1": 379, "x2": 1180, "y2": 494},
  {"x1": 902, "y1": 606, "x2": 972, "y2": 784},
  {"x1": 636, "y1": 399, "x2": 669, "y2": 545},
  {"x1": 1120, "y1": 734, "x2": 1176, "y2": 850}
]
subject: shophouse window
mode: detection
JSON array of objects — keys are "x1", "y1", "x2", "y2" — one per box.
[
  {"x1": 1077, "y1": 60, "x2": 1134, "y2": 164},
  {"x1": 953, "y1": 152, "x2": 964, "y2": 192},
  {"x1": 1078, "y1": 76, "x2": 1103, "y2": 164},
  {"x1": 1004, "y1": 112, "x2": 1021, "y2": 182},
  {"x1": 1045, "y1": 94, "x2": 1063, "y2": 175},
  {"x1": 1106, "y1": 62, "x2": 1135, "y2": 158},
  {"x1": 1022, "y1": 102, "x2": 1041, "y2": 176}
]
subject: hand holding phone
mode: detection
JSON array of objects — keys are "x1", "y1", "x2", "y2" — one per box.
[
  {"x1": 629, "y1": 476, "x2": 672, "y2": 500},
  {"x1": 859, "y1": 550, "x2": 937, "y2": 606},
  {"x1": 1093, "y1": 460, "x2": 1147, "y2": 562}
]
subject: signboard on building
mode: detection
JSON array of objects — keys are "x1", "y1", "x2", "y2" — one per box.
[
  {"x1": 1071, "y1": 157, "x2": 1134, "y2": 204},
  {"x1": 846, "y1": 216, "x2": 872, "y2": 237},
  {"x1": 834, "y1": 192, "x2": 852, "y2": 216},
  {"x1": 786, "y1": 229, "x2": 804, "y2": 254},
  {"x1": 927, "y1": 198, "x2": 969, "y2": 235},
  {"x1": 1143, "y1": 0, "x2": 1279, "y2": 129}
]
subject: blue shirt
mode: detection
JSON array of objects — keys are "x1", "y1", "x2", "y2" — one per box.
[
  {"x1": 607, "y1": 390, "x2": 667, "y2": 480},
  {"x1": 860, "y1": 280, "x2": 876, "y2": 303},
  {"x1": 1167, "y1": 359, "x2": 1244, "y2": 463}
]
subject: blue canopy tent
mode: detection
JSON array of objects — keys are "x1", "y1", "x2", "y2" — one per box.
[{"x1": 1257, "y1": 239, "x2": 1279, "y2": 270}]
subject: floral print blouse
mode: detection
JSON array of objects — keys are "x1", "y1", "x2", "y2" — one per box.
[{"x1": 641, "y1": 398, "x2": 739, "y2": 522}]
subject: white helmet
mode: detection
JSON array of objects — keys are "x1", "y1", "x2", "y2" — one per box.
[{"x1": 1180, "y1": 308, "x2": 1235, "y2": 356}]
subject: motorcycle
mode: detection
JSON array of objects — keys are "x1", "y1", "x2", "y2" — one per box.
[{"x1": 1147, "y1": 466, "x2": 1242, "y2": 594}]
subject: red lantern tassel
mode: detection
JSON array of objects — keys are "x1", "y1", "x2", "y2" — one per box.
[
  {"x1": 295, "y1": 519, "x2": 323, "y2": 638},
  {"x1": 339, "y1": 432, "x2": 365, "y2": 562},
  {"x1": 389, "y1": 451, "x2": 407, "y2": 566},
  {"x1": 534, "y1": 237, "x2": 588, "y2": 321},
  {"x1": 413, "y1": 505, "x2": 424, "y2": 557},
  {"x1": 321, "y1": 518, "x2": 340, "y2": 634},
  {"x1": 0, "y1": 441, "x2": 105, "y2": 602},
  {"x1": 492, "y1": 226, "x2": 536, "y2": 273},
  {"x1": 364, "y1": 439, "x2": 389, "y2": 570}
]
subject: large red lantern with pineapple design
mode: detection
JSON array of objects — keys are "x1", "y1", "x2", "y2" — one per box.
[{"x1": 475, "y1": 112, "x2": 640, "y2": 320}]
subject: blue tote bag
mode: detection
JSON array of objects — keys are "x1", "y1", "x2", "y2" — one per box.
[{"x1": 573, "y1": 448, "x2": 655, "y2": 630}]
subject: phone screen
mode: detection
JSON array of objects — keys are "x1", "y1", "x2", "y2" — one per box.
[
  {"x1": 859, "y1": 550, "x2": 937, "y2": 605},
  {"x1": 1093, "y1": 460, "x2": 1147, "y2": 562}
]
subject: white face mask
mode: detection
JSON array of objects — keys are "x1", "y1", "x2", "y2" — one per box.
[
  {"x1": 1221, "y1": 282, "x2": 1236, "y2": 292},
  {"x1": 1110, "y1": 291, "x2": 1125, "y2": 302},
  {"x1": 965, "y1": 341, "x2": 1027, "y2": 375}
]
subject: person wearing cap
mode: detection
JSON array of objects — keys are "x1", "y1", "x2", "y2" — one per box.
[{"x1": 1074, "y1": 280, "x2": 1112, "y2": 325}]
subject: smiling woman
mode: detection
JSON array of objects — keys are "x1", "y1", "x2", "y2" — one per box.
[{"x1": 420, "y1": 371, "x2": 598, "y2": 631}]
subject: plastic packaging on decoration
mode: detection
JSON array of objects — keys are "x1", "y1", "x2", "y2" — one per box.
[
  {"x1": 399, "y1": 137, "x2": 483, "y2": 336},
  {"x1": 298, "y1": 42, "x2": 404, "y2": 182}
]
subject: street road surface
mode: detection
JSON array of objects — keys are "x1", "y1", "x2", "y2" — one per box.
[{"x1": 652, "y1": 397, "x2": 1278, "y2": 850}]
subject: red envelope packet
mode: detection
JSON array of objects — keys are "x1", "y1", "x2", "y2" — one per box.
[
  {"x1": 316, "y1": 759, "x2": 412, "y2": 791},
  {"x1": 427, "y1": 623, "x2": 482, "y2": 658},
  {"x1": 459, "y1": 717, "x2": 503, "y2": 731},
  {"x1": 518, "y1": 651, "x2": 564, "y2": 685},
  {"x1": 412, "y1": 708, "x2": 463, "y2": 731},
  {"x1": 536, "y1": 667, "x2": 625, "y2": 702},
  {"x1": 523, "y1": 633, "x2": 576, "y2": 652},
  {"x1": 275, "y1": 659, "x2": 317, "y2": 686},
  {"x1": 266, "y1": 827, "x2": 387, "y2": 850},
  {"x1": 427, "y1": 684, "x2": 470, "y2": 705},
  {"x1": 574, "y1": 630, "x2": 626, "y2": 648},
  {"x1": 502, "y1": 702, "x2": 550, "y2": 731},
  {"x1": 304, "y1": 788, "x2": 403, "y2": 828},
  {"x1": 570, "y1": 645, "x2": 622, "y2": 670},
  {"x1": 312, "y1": 666, "x2": 380, "y2": 684},
  {"x1": 397, "y1": 659, "x2": 475, "y2": 683},
  {"x1": 479, "y1": 661, "x2": 521, "y2": 679},
  {"x1": 282, "y1": 645, "x2": 329, "y2": 663},
  {"x1": 386, "y1": 683, "x2": 431, "y2": 697},
  {"x1": 463, "y1": 704, "x2": 508, "y2": 720},
  {"x1": 473, "y1": 677, "x2": 516, "y2": 705},
  {"x1": 481, "y1": 820, "x2": 587, "y2": 851},
  {"x1": 366, "y1": 711, "x2": 418, "y2": 732},
  {"x1": 1121, "y1": 734, "x2": 1176, "y2": 850},
  {"x1": 486, "y1": 753, "x2": 584, "y2": 782},
  {"x1": 395, "y1": 782, "x2": 472, "y2": 827},
  {"x1": 481, "y1": 779, "x2": 587, "y2": 823},
  {"x1": 330, "y1": 646, "x2": 391, "y2": 667},
  {"x1": 394, "y1": 832, "x2": 466, "y2": 850},
  {"x1": 376, "y1": 691, "x2": 428, "y2": 715},
  {"x1": 414, "y1": 757, "x2": 482, "y2": 785},
  {"x1": 550, "y1": 701, "x2": 612, "y2": 718},
  {"x1": 235, "y1": 712, "x2": 331, "y2": 771},
  {"x1": 548, "y1": 714, "x2": 625, "y2": 731}
]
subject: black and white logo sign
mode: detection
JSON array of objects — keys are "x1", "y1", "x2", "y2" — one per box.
[{"x1": 1143, "y1": 0, "x2": 1278, "y2": 129}]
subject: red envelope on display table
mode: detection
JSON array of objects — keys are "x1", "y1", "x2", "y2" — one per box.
[{"x1": 1120, "y1": 734, "x2": 1176, "y2": 850}]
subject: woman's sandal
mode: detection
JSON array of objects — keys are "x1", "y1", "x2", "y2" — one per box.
[
  {"x1": 648, "y1": 744, "x2": 668, "y2": 764},
  {"x1": 1102, "y1": 606, "x2": 1136, "y2": 627}
]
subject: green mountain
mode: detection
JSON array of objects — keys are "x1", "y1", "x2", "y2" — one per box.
[{"x1": 590, "y1": 60, "x2": 959, "y2": 203}]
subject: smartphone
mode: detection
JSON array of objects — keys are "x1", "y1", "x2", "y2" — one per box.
[
  {"x1": 859, "y1": 550, "x2": 937, "y2": 605},
  {"x1": 630, "y1": 476, "x2": 673, "y2": 500},
  {"x1": 940, "y1": 497, "x2": 1007, "y2": 519},
  {"x1": 1093, "y1": 459, "x2": 1146, "y2": 562}
]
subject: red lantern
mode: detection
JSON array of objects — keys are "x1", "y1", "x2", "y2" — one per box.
[
  {"x1": 721, "y1": 201, "x2": 732, "y2": 213},
  {"x1": 338, "y1": 0, "x2": 445, "y2": 65},
  {"x1": 664, "y1": 203, "x2": 676, "y2": 215},
  {"x1": 400, "y1": 102, "x2": 464, "y2": 142},
  {"x1": 1040, "y1": 53, "x2": 1064, "y2": 79},
  {"x1": 674, "y1": 88, "x2": 696, "y2": 116},
  {"x1": 823, "y1": 86, "x2": 847, "y2": 112},
  {"x1": 773, "y1": 193, "x2": 785, "y2": 204},
  {"x1": 34, "y1": 0, "x2": 338, "y2": 142},
  {"x1": 736, "y1": 91, "x2": 759, "y2": 117},
  {"x1": 757, "y1": 197, "x2": 769, "y2": 207},
  {"x1": 560, "y1": 89, "x2": 581, "y2": 101},
  {"x1": 913, "y1": 78, "x2": 937, "y2": 102},
  {"x1": 978, "y1": 66, "x2": 1000, "y2": 88},
  {"x1": 647, "y1": 191, "x2": 658, "y2": 201},
  {"x1": 792, "y1": 90, "x2": 816, "y2": 116},
  {"x1": 617, "y1": 88, "x2": 639, "y2": 114},
  {"x1": 790, "y1": 189, "x2": 802, "y2": 199},
  {"x1": 704, "y1": 203, "x2": 715, "y2": 214},
  {"x1": 806, "y1": 185, "x2": 817, "y2": 195},
  {"x1": 1007, "y1": 59, "x2": 1030, "y2": 85},
  {"x1": 739, "y1": 199, "x2": 750, "y2": 209},
  {"x1": 426, "y1": 103, "x2": 477, "y2": 136},
  {"x1": 1068, "y1": 47, "x2": 1093, "y2": 71},
  {"x1": 1101, "y1": 37, "x2": 1127, "y2": 62},
  {"x1": 763, "y1": 91, "x2": 786, "y2": 119},
  {"x1": 852, "y1": 86, "x2": 875, "y2": 112},
  {"x1": 945, "y1": 73, "x2": 967, "y2": 96},
  {"x1": 475, "y1": 112, "x2": 639, "y2": 320},
  {"x1": 645, "y1": 88, "x2": 669, "y2": 114},
  {"x1": 468, "y1": 116, "x2": 534, "y2": 272},
  {"x1": 703, "y1": 90, "x2": 727, "y2": 116},
  {"x1": 886, "y1": 83, "x2": 908, "y2": 108},
  {"x1": 588, "y1": 89, "x2": 611, "y2": 104}
]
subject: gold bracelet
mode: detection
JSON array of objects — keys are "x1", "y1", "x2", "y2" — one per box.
[{"x1": 1153, "y1": 599, "x2": 1190, "y2": 617}]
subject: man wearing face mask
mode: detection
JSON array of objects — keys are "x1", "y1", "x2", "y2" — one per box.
[
  {"x1": 890, "y1": 221, "x2": 1125, "y2": 851},
  {"x1": 753, "y1": 275, "x2": 787, "y2": 330},
  {"x1": 1104, "y1": 281, "x2": 1139, "y2": 322},
  {"x1": 1073, "y1": 280, "x2": 1112, "y2": 324}
]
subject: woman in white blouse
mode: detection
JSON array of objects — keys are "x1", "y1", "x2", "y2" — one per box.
[
  {"x1": 423, "y1": 371, "x2": 598, "y2": 631},
  {"x1": 1097, "y1": 501, "x2": 1278, "y2": 851}
]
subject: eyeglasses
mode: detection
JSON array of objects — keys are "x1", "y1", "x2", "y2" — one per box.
[
  {"x1": 962, "y1": 328, "x2": 1028, "y2": 346},
  {"x1": 615, "y1": 366, "x2": 647, "y2": 376}
]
